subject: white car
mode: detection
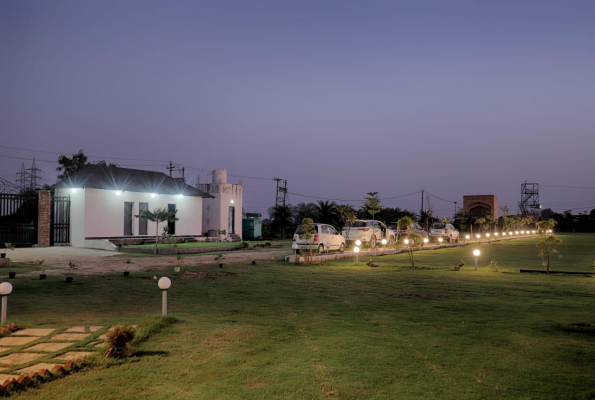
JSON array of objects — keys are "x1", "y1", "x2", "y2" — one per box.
[
  {"x1": 429, "y1": 223, "x2": 459, "y2": 243},
  {"x1": 341, "y1": 220, "x2": 395, "y2": 248},
  {"x1": 292, "y1": 223, "x2": 345, "y2": 253}
]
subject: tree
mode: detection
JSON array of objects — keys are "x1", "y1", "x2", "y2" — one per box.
[
  {"x1": 453, "y1": 209, "x2": 469, "y2": 232},
  {"x1": 298, "y1": 218, "x2": 317, "y2": 264},
  {"x1": 337, "y1": 205, "x2": 357, "y2": 242},
  {"x1": 401, "y1": 232, "x2": 423, "y2": 268},
  {"x1": 315, "y1": 200, "x2": 339, "y2": 227},
  {"x1": 135, "y1": 207, "x2": 178, "y2": 255},
  {"x1": 363, "y1": 192, "x2": 381, "y2": 220},
  {"x1": 268, "y1": 204, "x2": 295, "y2": 239},
  {"x1": 56, "y1": 149, "x2": 118, "y2": 181},
  {"x1": 396, "y1": 216, "x2": 414, "y2": 240},
  {"x1": 536, "y1": 234, "x2": 562, "y2": 274},
  {"x1": 293, "y1": 203, "x2": 317, "y2": 225}
]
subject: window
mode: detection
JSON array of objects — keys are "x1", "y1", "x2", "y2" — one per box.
[
  {"x1": 124, "y1": 202, "x2": 134, "y2": 236},
  {"x1": 139, "y1": 203, "x2": 148, "y2": 235},
  {"x1": 167, "y1": 204, "x2": 176, "y2": 235},
  {"x1": 328, "y1": 226, "x2": 338, "y2": 235}
]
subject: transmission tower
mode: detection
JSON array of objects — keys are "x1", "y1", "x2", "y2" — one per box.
[
  {"x1": 27, "y1": 158, "x2": 42, "y2": 190},
  {"x1": 518, "y1": 182, "x2": 541, "y2": 215},
  {"x1": 16, "y1": 163, "x2": 30, "y2": 192},
  {"x1": 166, "y1": 161, "x2": 186, "y2": 183}
]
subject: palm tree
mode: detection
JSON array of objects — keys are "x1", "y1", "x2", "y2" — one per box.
[
  {"x1": 135, "y1": 207, "x2": 178, "y2": 255},
  {"x1": 293, "y1": 203, "x2": 317, "y2": 224},
  {"x1": 268, "y1": 204, "x2": 295, "y2": 239},
  {"x1": 315, "y1": 200, "x2": 339, "y2": 227}
]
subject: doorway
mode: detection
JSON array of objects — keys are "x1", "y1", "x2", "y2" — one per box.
[
  {"x1": 124, "y1": 202, "x2": 134, "y2": 235},
  {"x1": 167, "y1": 204, "x2": 176, "y2": 235},
  {"x1": 228, "y1": 206, "x2": 235, "y2": 234},
  {"x1": 139, "y1": 202, "x2": 148, "y2": 235}
]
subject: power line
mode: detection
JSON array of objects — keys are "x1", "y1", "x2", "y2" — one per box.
[
  {"x1": 0, "y1": 145, "x2": 171, "y2": 163},
  {"x1": 542, "y1": 184, "x2": 595, "y2": 191},
  {"x1": 287, "y1": 190, "x2": 422, "y2": 203}
]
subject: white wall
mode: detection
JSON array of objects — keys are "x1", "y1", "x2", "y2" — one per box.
[
  {"x1": 56, "y1": 188, "x2": 86, "y2": 247},
  {"x1": 83, "y1": 189, "x2": 202, "y2": 238},
  {"x1": 200, "y1": 184, "x2": 242, "y2": 238}
]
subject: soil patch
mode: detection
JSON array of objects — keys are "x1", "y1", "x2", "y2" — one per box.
[{"x1": 179, "y1": 271, "x2": 234, "y2": 281}]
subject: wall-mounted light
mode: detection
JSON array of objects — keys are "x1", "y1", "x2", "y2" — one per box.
[
  {"x1": 70, "y1": 188, "x2": 77, "y2": 194},
  {"x1": 116, "y1": 191, "x2": 122, "y2": 196},
  {"x1": 178, "y1": 194, "x2": 183, "y2": 198},
  {"x1": 231, "y1": 199, "x2": 235, "y2": 204},
  {"x1": 151, "y1": 193, "x2": 156, "y2": 198}
]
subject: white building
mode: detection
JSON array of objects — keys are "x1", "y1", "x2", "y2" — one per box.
[
  {"x1": 53, "y1": 165, "x2": 213, "y2": 249},
  {"x1": 198, "y1": 169, "x2": 243, "y2": 240}
]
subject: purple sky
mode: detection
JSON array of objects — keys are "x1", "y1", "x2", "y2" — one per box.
[{"x1": 1, "y1": 0, "x2": 595, "y2": 217}]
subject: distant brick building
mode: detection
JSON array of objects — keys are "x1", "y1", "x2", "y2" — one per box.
[{"x1": 463, "y1": 195, "x2": 498, "y2": 219}]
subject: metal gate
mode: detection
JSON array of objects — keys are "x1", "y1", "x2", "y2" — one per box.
[
  {"x1": 0, "y1": 193, "x2": 38, "y2": 247},
  {"x1": 51, "y1": 196, "x2": 70, "y2": 245}
]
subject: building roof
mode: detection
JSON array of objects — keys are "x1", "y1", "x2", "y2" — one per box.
[{"x1": 52, "y1": 165, "x2": 214, "y2": 198}]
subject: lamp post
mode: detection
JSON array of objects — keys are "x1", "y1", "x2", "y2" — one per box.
[
  {"x1": 0, "y1": 282, "x2": 12, "y2": 324},
  {"x1": 465, "y1": 234, "x2": 470, "y2": 242},
  {"x1": 423, "y1": 238, "x2": 429, "y2": 246},
  {"x1": 158, "y1": 277, "x2": 171, "y2": 318},
  {"x1": 438, "y1": 237, "x2": 443, "y2": 244},
  {"x1": 354, "y1": 246, "x2": 360, "y2": 264},
  {"x1": 473, "y1": 249, "x2": 480, "y2": 271},
  {"x1": 476, "y1": 234, "x2": 481, "y2": 241},
  {"x1": 381, "y1": 239, "x2": 387, "y2": 246}
]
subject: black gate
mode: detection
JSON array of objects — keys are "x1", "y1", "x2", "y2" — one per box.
[
  {"x1": 51, "y1": 196, "x2": 70, "y2": 245},
  {"x1": 0, "y1": 193, "x2": 38, "y2": 247}
]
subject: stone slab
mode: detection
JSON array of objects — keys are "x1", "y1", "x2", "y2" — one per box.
[
  {"x1": 0, "y1": 353, "x2": 45, "y2": 365},
  {"x1": 13, "y1": 328, "x2": 56, "y2": 337},
  {"x1": 65, "y1": 326, "x2": 85, "y2": 333},
  {"x1": 0, "y1": 374, "x2": 19, "y2": 383},
  {"x1": 94, "y1": 343, "x2": 105, "y2": 348},
  {"x1": 98, "y1": 334, "x2": 107, "y2": 340},
  {"x1": 89, "y1": 326, "x2": 103, "y2": 332},
  {"x1": 0, "y1": 336, "x2": 38, "y2": 346},
  {"x1": 54, "y1": 351, "x2": 93, "y2": 361},
  {"x1": 27, "y1": 342, "x2": 75, "y2": 352},
  {"x1": 51, "y1": 333, "x2": 90, "y2": 341},
  {"x1": 17, "y1": 362, "x2": 62, "y2": 375}
]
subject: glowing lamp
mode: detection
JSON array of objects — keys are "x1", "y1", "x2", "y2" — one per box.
[{"x1": 355, "y1": 240, "x2": 362, "y2": 246}]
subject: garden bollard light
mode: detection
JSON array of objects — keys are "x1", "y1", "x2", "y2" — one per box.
[
  {"x1": 354, "y1": 246, "x2": 360, "y2": 264},
  {"x1": 0, "y1": 282, "x2": 12, "y2": 324},
  {"x1": 381, "y1": 239, "x2": 387, "y2": 246},
  {"x1": 158, "y1": 277, "x2": 171, "y2": 318},
  {"x1": 473, "y1": 249, "x2": 480, "y2": 271}
]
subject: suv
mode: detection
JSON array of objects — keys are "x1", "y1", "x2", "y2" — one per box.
[
  {"x1": 389, "y1": 222, "x2": 428, "y2": 240},
  {"x1": 429, "y1": 223, "x2": 459, "y2": 243},
  {"x1": 292, "y1": 224, "x2": 346, "y2": 253},
  {"x1": 341, "y1": 220, "x2": 395, "y2": 248}
]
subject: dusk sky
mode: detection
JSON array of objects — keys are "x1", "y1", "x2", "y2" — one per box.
[{"x1": 2, "y1": 0, "x2": 594, "y2": 217}]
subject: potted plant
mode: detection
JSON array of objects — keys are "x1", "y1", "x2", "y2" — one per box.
[
  {"x1": 214, "y1": 254, "x2": 225, "y2": 268},
  {"x1": 37, "y1": 259, "x2": 46, "y2": 280},
  {"x1": 123, "y1": 259, "x2": 132, "y2": 277},
  {"x1": 217, "y1": 229, "x2": 227, "y2": 242},
  {"x1": 8, "y1": 260, "x2": 15, "y2": 279},
  {"x1": 174, "y1": 255, "x2": 183, "y2": 273},
  {"x1": 66, "y1": 261, "x2": 77, "y2": 283},
  {"x1": 1, "y1": 243, "x2": 14, "y2": 259},
  {"x1": 248, "y1": 256, "x2": 256, "y2": 266}
]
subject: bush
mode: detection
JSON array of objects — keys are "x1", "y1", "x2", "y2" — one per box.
[
  {"x1": 104, "y1": 324, "x2": 135, "y2": 358},
  {"x1": 453, "y1": 260, "x2": 465, "y2": 271},
  {"x1": 264, "y1": 241, "x2": 272, "y2": 247},
  {"x1": 488, "y1": 259, "x2": 499, "y2": 272},
  {"x1": 240, "y1": 241, "x2": 249, "y2": 249}
]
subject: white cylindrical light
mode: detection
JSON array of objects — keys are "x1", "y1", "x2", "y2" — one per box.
[
  {"x1": 476, "y1": 234, "x2": 481, "y2": 239},
  {"x1": 0, "y1": 283, "x2": 13, "y2": 296},
  {"x1": 404, "y1": 239, "x2": 410, "y2": 245},
  {"x1": 473, "y1": 249, "x2": 480, "y2": 257},
  {"x1": 381, "y1": 239, "x2": 387, "y2": 245},
  {"x1": 465, "y1": 235, "x2": 470, "y2": 240},
  {"x1": 355, "y1": 240, "x2": 362, "y2": 246},
  {"x1": 438, "y1": 237, "x2": 443, "y2": 243},
  {"x1": 353, "y1": 246, "x2": 360, "y2": 253},
  {"x1": 423, "y1": 238, "x2": 429, "y2": 244}
]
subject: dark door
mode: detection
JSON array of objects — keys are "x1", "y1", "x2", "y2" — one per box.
[
  {"x1": 124, "y1": 202, "x2": 134, "y2": 235},
  {"x1": 228, "y1": 206, "x2": 235, "y2": 234},
  {"x1": 0, "y1": 193, "x2": 38, "y2": 247},
  {"x1": 51, "y1": 196, "x2": 70, "y2": 245},
  {"x1": 167, "y1": 204, "x2": 176, "y2": 235},
  {"x1": 139, "y1": 202, "x2": 148, "y2": 235}
]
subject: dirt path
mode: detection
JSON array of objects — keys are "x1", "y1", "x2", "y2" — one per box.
[{"x1": 9, "y1": 247, "x2": 292, "y2": 276}]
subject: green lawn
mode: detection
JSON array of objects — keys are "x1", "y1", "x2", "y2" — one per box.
[
  {"x1": 123, "y1": 241, "x2": 242, "y2": 249},
  {"x1": 9, "y1": 233, "x2": 595, "y2": 399}
]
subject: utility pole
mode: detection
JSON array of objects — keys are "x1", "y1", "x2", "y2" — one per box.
[
  {"x1": 167, "y1": 161, "x2": 175, "y2": 178},
  {"x1": 27, "y1": 158, "x2": 42, "y2": 190},
  {"x1": 421, "y1": 190, "x2": 424, "y2": 214},
  {"x1": 273, "y1": 178, "x2": 287, "y2": 207},
  {"x1": 454, "y1": 201, "x2": 458, "y2": 217},
  {"x1": 274, "y1": 178, "x2": 281, "y2": 207}
]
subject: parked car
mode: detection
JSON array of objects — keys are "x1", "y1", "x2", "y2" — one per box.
[
  {"x1": 388, "y1": 222, "x2": 428, "y2": 239},
  {"x1": 341, "y1": 220, "x2": 395, "y2": 248},
  {"x1": 429, "y1": 223, "x2": 459, "y2": 243},
  {"x1": 292, "y1": 223, "x2": 345, "y2": 253}
]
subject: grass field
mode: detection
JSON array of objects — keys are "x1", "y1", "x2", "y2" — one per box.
[{"x1": 8, "y1": 233, "x2": 595, "y2": 399}]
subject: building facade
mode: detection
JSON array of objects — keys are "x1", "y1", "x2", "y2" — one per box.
[
  {"x1": 463, "y1": 195, "x2": 499, "y2": 219},
  {"x1": 198, "y1": 169, "x2": 243, "y2": 239}
]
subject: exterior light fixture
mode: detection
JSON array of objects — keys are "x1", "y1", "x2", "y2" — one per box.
[
  {"x1": 502, "y1": 232, "x2": 506, "y2": 236},
  {"x1": 0, "y1": 282, "x2": 13, "y2": 324},
  {"x1": 353, "y1": 246, "x2": 360, "y2": 264},
  {"x1": 381, "y1": 239, "x2": 387, "y2": 246},
  {"x1": 116, "y1": 191, "x2": 122, "y2": 196},
  {"x1": 438, "y1": 237, "x2": 444, "y2": 243},
  {"x1": 494, "y1": 232, "x2": 499, "y2": 237},
  {"x1": 486, "y1": 233, "x2": 490, "y2": 238},
  {"x1": 178, "y1": 194, "x2": 183, "y2": 198},
  {"x1": 404, "y1": 239, "x2": 410, "y2": 245},
  {"x1": 355, "y1": 240, "x2": 362, "y2": 246},
  {"x1": 473, "y1": 249, "x2": 480, "y2": 271},
  {"x1": 515, "y1": 231, "x2": 519, "y2": 235},
  {"x1": 158, "y1": 277, "x2": 171, "y2": 318},
  {"x1": 532, "y1": 230, "x2": 536, "y2": 234},
  {"x1": 521, "y1": 230, "x2": 525, "y2": 234},
  {"x1": 423, "y1": 238, "x2": 429, "y2": 244},
  {"x1": 231, "y1": 199, "x2": 235, "y2": 204},
  {"x1": 465, "y1": 235, "x2": 470, "y2": 240},
  {"x1": 151, "y1": 193, "x2": 156, "y2": 198},
  {"x1": 70, "y1": 188, "x2": 77, "y2": 194},
  {"x1": 476, "y1": 234, "x2": 481, "y2": 239}
]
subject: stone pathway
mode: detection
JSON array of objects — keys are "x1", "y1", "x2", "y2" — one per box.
[{"x1": 0, "y1": 324, "x2": 105, "y2": 385}]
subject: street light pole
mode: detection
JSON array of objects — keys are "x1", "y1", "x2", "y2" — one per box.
[
  {"x1": 473, "y1": 249, "x2": 480, "y2": 271},
  {"x1": 158, "y1": 277, "x2": 171, "y2": 318},
  {"x1": 0, "y1": 283, "x2": 13, "y2": 324}
]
